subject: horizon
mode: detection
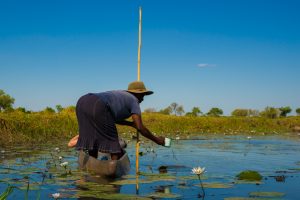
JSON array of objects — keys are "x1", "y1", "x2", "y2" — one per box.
[{"x1": 1, "y1": 0, "x2": 299, "y2": 115}]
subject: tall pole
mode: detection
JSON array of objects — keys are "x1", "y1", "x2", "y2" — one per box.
[
  {"x1": 135, "y1": 7, "x2": 142, "y2": 194},
  {"x1": 137, "y1": 7, "x2": 142, "y2": 81}
]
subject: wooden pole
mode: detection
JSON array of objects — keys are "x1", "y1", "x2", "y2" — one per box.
[
  {"x1": 137, "y1": 6, "x2": 142, "y2": 81},
  {"x1": 136, "y1": 6, "x2": 142, "y2": 176}
]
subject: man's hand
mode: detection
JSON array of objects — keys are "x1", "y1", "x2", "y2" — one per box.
[{"x1": 155, "y1": 136, "x2": 165, "y2": 146}]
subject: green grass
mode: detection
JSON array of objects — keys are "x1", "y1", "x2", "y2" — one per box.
[{"x1": 0, "y1": 111, "x2": 300, "y2": 145}]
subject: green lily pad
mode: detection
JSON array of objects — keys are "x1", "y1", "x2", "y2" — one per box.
[
  {"x1": 178, "y1": 175, "x2": 205, "y2": 181},
  {"x1": 196, "y1": 182, "x2": 233, "y2": 188},
  {"x1": 139, "y1": 172, "x2": 176, "y2": 182},
  {"x1": 236, "y1": 170, "x2": 262, "y2": 181},
  {"x1": 121, "y1": 174, "x2": 137, "y2": 179},
  {"x1": 148, "y1": 192, "x2": 181, "y2": 199},
  {"x1": 224, "y1": 198, "x2": 271, "y2": 200},
  {"x1": 111, "y1": 179, "x2": 153, "y2": 185},
  {"x1": 289, "y1": 168, "x2": 300, "y2": 171},
  {"x1": 73, "y1": 192, "x2": 151, "y2": 200},
  {"x1": 249, "y1": 191, "x2": 285, "y2": 198},
  {"x1": 235, "y1": 180, "x2": 262, "y2": 185}
]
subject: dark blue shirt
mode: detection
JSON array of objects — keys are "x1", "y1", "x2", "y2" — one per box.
[{"x1": 94, "y1": 90, "x2": 141, "y2": 122}]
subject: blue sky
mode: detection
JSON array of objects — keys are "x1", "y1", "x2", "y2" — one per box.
[{"x1": 1, "y1": 0, "x2": 299, "y2": 115}]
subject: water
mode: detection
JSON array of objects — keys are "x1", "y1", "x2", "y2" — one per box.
[{"x1": 1, "y1": 134, "x2": 300, "y2": 199}]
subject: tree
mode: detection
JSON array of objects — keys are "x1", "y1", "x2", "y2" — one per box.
[
  {"x1": 43, "y1": 107, "x2": 55, "y2": 113},
  {"x1": 260, "y1": 107, "x2": 279, "y2": 119},
  {"x1": 176, "y1": 105, "x2": 185, "y2": 116},
  {"x1": 207, "y1": 107, "x2": 223, "y2": 117},
  {"x1": 296, "y1": 108, "x2": 300, "y2": 116},
  {"x1": 0, "y1": 89, "x2": 15, "y2": 112},
  {"x1": 170, "y1": 102, "x2": 179, "y2": 115},
  {"x1": 186, "y1": 107, "x2": 202, "y2": 117},
  {"x1": 159, "y1": 106, "x2": 172, "y2": 115},
  {"x1": 248, "y1": 109, "x2": 260, "y2": 117},
  {"x1": 15, "y1": 107, "x2": 31, "y2": 113},
  {"x1": 191, "y1": 107, "x2": 202, "y2": 116},
  {"x1": 56, "y1": 105, "x2": 64, "y2": 113},
  {"x1": 231, "y1": 109, "x2": 249, "y2": 117},
  {"x1": 279, "y1": 106, "x2": 292, "y2": 117},
  {"x1": 144, "y1": 108, "x2": 156, "y2": 113}
]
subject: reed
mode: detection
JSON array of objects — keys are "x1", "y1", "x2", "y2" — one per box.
[{"x1": 0, "y1": 111, "x2": 299, "y2": 145}]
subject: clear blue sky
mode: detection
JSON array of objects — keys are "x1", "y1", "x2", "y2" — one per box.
[{"x1": 1, "y1": 0, "x2": 299, "y2": 115}]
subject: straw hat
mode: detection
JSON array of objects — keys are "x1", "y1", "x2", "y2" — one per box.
[{"x1": 127, "y1": 81, "x2": 153, "y2": 95}]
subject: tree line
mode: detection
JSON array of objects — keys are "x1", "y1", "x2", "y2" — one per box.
[
  {"x1": 1, "y1": 89, "x2": 300, "y2": 118},
  {"x1": 145, "y1": 103, "x2": 300, "y2": 118}
]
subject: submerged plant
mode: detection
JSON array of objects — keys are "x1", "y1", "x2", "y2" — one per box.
[{"x1": 192, "y1": 166, "x2": 206, "y2": 198}]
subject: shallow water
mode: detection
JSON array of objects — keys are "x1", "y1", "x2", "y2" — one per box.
[{"x1": 1, "y1": 134, "x2": 300, "y2": 199}]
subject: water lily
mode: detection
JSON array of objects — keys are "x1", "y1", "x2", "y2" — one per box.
[
  {"x1": 192, "y1": 167, "x2": 205, "y2": 175},
  {"x1": 60, "y1": 162, "x2": 68, "y2": 167},
  {"x1": 52, "y1": 193, "x2": 60, "y2": 199},
  {"x1": 58, "y1": 156, "x2": 63, "y2": 160},
  {"x1": 54, "y1": 147, "x2": 60, "y2": 152},
  {"x1": 192, "y1": 166, "x2": 206, "y2": 198}
]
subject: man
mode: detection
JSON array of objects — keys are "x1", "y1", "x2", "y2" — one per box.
[{"x1": 71, "y1": 81, "x2": 165, "y2": 160}]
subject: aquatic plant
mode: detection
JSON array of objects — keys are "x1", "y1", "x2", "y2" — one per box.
[
  {"x1": 192, "y1": 166, "x2": 206, "y2": 198},
  {"x1": 0, "y1": 185, "x2": 15, "y2": 200},
  {"x1": 236, "y1": 170, "x2": 262, "y2": 181},
  {"x1": 52, "y1": 192, "x2": 60, "y2": 199}
]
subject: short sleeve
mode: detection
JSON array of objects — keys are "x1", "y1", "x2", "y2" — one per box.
[{"x1": 130, "y1": 100, "x2": 141, "y2": 116}]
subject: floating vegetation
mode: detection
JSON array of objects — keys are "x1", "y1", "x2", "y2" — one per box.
[
  {"x1": 147, "y1": 192, "x2": 181, "y2": 199},
  {"x1": 111, "y1": 179, "x2": 153, "y2": 185},
  {"x1": 249, "y1": 191, "x2": 285, "y2": 198},
  {"x1": 72, "y1": 192, "x2": 152, "y2": 200},
  {"x1": 139, "y1": 172, "x2": 176, "y2": 182},
  {"x1": 224, "y1": 197, "x2": 271, "y2": 200},
  {"x1": 236, "y1": 170, "x2": 262, "y2": 181},
  {"x1": 178, "y1": 175, "x2": 203, "y2": 181},
  {"x1": 196, "y1": 182, "x2": 233, "y2": 189}
]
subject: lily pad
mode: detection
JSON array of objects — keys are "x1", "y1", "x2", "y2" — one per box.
[
  {"x1": 148, "y1": 192, "x2": 181, "y2": 199},
  {"x1": 139, "y1": 172, "x2": 176, "y2": 182},
  {"x1": 196, "y1": 182, "x2": 233, "y2": 188},
  {"x1": 236, "y1": 170, "x2": 262, "y2": 181},
  {"x1": 235, "y1": 180, "x2": 262, "y2": 185},
  {"x1": 73, "y1": 192, "x2": 151, "y2": 200},
  {"x1": 178, "y1": 175, "x2": 207, "y2": 181},
  {"x1": 111, "y1": 179, "x2": 153, "y2": 185},
  {"x1": 224, "y1": 198, "x2": 270, "y2": 200},
  {"x1": 249, "y1": 191, "x2": 285, "y2": 198}
]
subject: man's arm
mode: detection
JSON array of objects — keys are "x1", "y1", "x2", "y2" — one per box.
[
  {"x1": 116, "y1": 120, "x2": 135, "y2": 128},
  {"x1": 131, "y1": 114, "x2": 165, "y2": 145}
]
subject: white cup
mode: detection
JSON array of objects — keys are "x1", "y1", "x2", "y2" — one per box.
[{"x1": 164, "y1": 137, "x2": 171, "y2": 147}]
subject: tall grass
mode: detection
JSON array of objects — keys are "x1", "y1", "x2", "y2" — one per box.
[{"x1": 0, "y1": 111, "x2": 299, "y2": 146}]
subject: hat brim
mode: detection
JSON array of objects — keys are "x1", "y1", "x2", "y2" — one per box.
[{"x1": 127, "y1": 90, "x2": 154, "y2": 95}]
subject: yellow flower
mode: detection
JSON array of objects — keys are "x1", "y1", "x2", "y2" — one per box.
[{"x1": 191, "y1": 167, "x2": 205, "y2": 175}]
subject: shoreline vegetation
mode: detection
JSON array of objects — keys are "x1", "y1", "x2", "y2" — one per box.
[{"x1": 1, "y1": 111, "x2": 300, "y2": 146}]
